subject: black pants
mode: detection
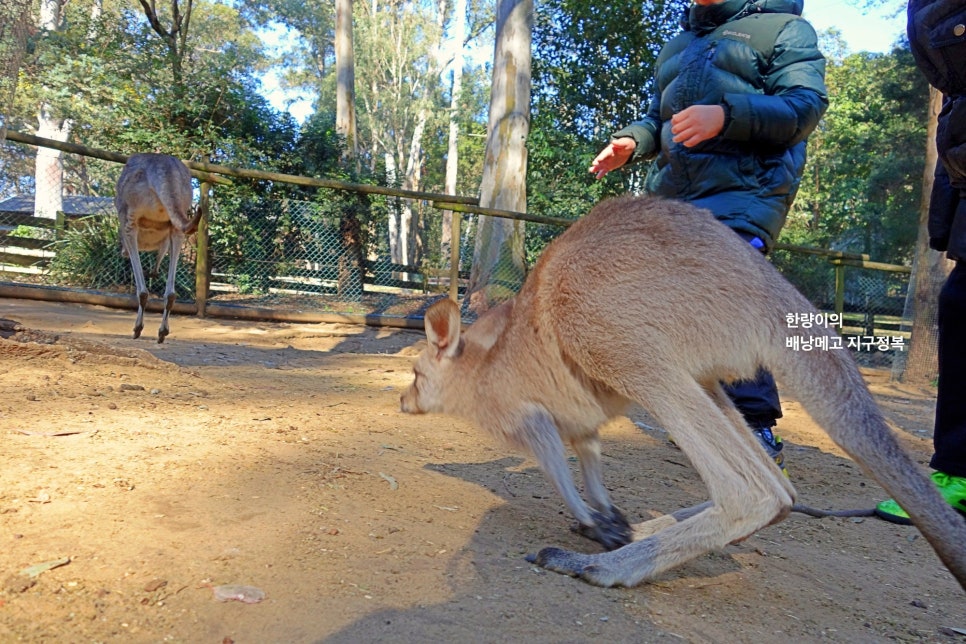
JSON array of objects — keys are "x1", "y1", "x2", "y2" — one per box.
[
  {"x1": 723, "y1": 231, "x2": 784, "y2": 427},
  {"x1": 723, "y1": 367, "x2": 783, "y2": 428},
  {"x1": 930, "y1": 261, "x2": 966, "y2": 478}
]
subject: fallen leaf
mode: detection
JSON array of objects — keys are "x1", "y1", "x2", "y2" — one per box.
[
  {"x1": 379, "y1": 472, "x2": 398, "y2": 490},
  {"x1": 212, "y1": 584, "x2": 266, "y2": 603},
  {"x1": 14, "y1": 429, "x2": 91, "y2": 437},
  {"x1": 20, "y1": 557, "x2": 70, "y2": 579}
]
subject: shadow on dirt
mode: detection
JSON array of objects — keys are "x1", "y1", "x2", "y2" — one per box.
[{"x1": 320, "y1": 455, "x2": 692, "y2": 644}]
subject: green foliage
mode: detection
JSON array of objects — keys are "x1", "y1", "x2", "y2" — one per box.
[
  {"x1": 789, "y1": 46, "x2": 929, "y2": 264},
  {"x1": 46, "y1": 216, "x2": 125, "y2": 290},
  {"x1": 532, "y1": 0, "x2": 688, "y2": 138},
  {"x1": 46, "y1": 215, "x2": 195, "y2": 297},
  {"x1": 12, "y1": 0, "x2": 298, "y2": 168},
  {"x1": 204, "y1": 112, "x2": 387, "y2": 298},
  {"x1": 523, "y1": 112, "x2": 613, "y2": 264},
  {"x1": 208, "y1": 193, "x2": 294, "y2": 294}
]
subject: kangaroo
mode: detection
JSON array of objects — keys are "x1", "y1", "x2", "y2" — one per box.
[
  {"x1": 400, "y1": 194, "x2": 966, "y2": 591},
  {"x1": 115, "y1": 153, "x2": 200, "y2": 343}
]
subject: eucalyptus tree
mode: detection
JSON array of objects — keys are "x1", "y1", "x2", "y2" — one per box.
[
  {"x1": 241, "y1": 0, "x2": 495, "y2": 268},
  {"x1": 335, "y1": 0, "x2": 358, "y2": 160},
  {"x1": 464, "y1": 0, "x2": 530, "y2": 311},
  {"x1": 33, "y1": 0, "x2": 78, "y2": 220}
]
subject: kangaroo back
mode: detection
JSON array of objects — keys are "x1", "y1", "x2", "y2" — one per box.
[
  {"x1": 115, "y1": 154, "x2": 194, "y2": 244},
  {"x1": 769, "y1": 338, "x2": 966, "y2": 587}
]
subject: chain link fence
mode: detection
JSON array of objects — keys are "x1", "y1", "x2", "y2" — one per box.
[
  {"x1": 770, "y1": 247, "x2": 912, "y2": 369},
  {"x1": 1, "y1": 138, "x2": 938, "y2": 376},
  {"x1": 203, "y1": 192, "x2": 466, "y2": 318}
]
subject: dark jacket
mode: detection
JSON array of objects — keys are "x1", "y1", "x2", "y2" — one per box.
[
  {"x1": 612, "y1": 0, "x2": 828, "y2": 251},
  {"x1": 908, "y1": 0, "x2": 966, "y2": 262}
]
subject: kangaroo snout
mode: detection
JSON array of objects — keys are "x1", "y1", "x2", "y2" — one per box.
[{"x1": 399, "y1": 389, "x2": 422, "y2": 414}]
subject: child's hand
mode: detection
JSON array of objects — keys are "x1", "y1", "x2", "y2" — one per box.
[
  {"x1": 671, "y1": 105, "x2": 726, "y2": 147},
  {"x1": 589, "y1": 138, "x2": 636, "y2": 179}
]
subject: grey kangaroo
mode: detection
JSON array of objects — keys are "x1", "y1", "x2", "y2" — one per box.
[
  {"x1": 400, "y1": 194, "x2": 966, "y2": 591},
  {"x1": 115, "y1": 153, "x2": 200, "y2": 343}
]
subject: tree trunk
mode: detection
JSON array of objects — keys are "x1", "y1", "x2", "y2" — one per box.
[
  {"x1": 386, "y1": 151, "x2": 403, "y2": 263},
  {"x1": 402, "y1": 107, "x2": 428, "y2": 266},
  {"x1": 33, "y1": 0, "x2": 69, "y2": 221},
  {"x1": 466, "y1": 0, "x2": 531, "y2": 315},
  {"x1": 33, "y1": 107, "x2": 70, "y2": 220},
  {"x1": 136, "y1": 0, "x2": 192, "y2": 128},
  {"x1": 335, "y1": 0, "x2": 358, "y2": 161},
  {"x1": 335, "y1": 0, "x2": 363, "y2": 300},
  {"x1": 441, "y1": 0, "x2": 467, "y2": 267},
  {"x1": 893, "y1": 87, "x2": 953, "y2": 383}
]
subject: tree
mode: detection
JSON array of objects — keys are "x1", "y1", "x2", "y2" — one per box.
[
  {"x1": 335, "y1": 0, "x2": 357, "y2": 160},
  {"x1": 440, "y1": 0, "x2": 467, "y2": 270},
  {"x1": 34, "y1": 0, "x2": 73, "y2": 221},
  {"x1": 0, "y1": 0, "x2": 32, "y2": 138},
  {"x1": 356, "y1": 0, "x2": 453, "y2": 266},
  {"x1": 238, "y1": 0, "x2": 337, "y2": 109},
  {"x1": 786, "y1": 46, "x2": 928, "y2": 262},
  {"x1": 895, "y1": 90, "x2": 954, "y2": 383},
  {"x1": 465, "y1": 0, "x2": 531, "y2": 314},
  {"x1": 334, "y1": 0, "x2": 364, "y2": 298},
  {"x1": 136, "y1": 0, "x2": 193, "y2": 107}
]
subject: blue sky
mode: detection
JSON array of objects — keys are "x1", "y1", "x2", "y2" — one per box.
[
  {"x1": 262, "y1": 1, "x2": 907, "y2": 124},
  {"x1": 803, "y1": 0, "x2": 906, "y2": 53}
]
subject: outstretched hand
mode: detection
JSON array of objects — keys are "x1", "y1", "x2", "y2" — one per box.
[
  {"x1": 671, "y1": 105, "x2": 725, "y2": 147},
  {"x1": 589, "y1": 138, "x2": 636, "y2": 179}
]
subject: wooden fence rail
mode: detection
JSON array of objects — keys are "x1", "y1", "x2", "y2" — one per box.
[{"x1": 2, "y1": 130, "x2": 914, "y2": 334}]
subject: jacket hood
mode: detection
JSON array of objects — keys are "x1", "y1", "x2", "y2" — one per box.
[{"x1": 689, "y1": 0, "x2": 804, "y2": 35}]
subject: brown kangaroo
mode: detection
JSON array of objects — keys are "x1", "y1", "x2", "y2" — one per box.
[
  {"x1": 115, "y1": 153, "x2": 200, "y2": 343},
  {"x1": 400, "y1": 194, "x2": 966, "y2": 591}
]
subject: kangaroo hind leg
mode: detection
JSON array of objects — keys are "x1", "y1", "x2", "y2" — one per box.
[{"x1": 529, "y1": 378, "x2": 794, "y2": 587}]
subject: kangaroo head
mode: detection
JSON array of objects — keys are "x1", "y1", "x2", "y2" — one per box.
[{"x1": 400, "y1": 298, "x2": 463, "y2": 414}]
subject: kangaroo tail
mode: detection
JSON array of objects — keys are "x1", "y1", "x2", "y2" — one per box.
[{"x1": 770, "y1": 342, "x2": 966, "y2": 592}]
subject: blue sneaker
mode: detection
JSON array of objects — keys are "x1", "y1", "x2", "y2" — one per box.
[{"x1": 753, "y1": 425, "x2": 787, "y2": 476}]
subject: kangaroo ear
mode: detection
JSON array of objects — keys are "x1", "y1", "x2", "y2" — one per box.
[{"x1": 424, "y1": 299, "x2": 462, "y2": 359}]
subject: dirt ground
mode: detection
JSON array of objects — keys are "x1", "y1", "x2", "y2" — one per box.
[{"x1": 0, "y1": 297, "x2": 964, "y2": 644}]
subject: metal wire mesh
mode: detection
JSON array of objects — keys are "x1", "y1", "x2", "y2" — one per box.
[
  {"x1": 771, "y1": 248, "x2": 911, "y2": 369},
  {"x1": 0, "y1": 145, "x2": 196, "y2": 297},
  {"x1": 0, "y1": 140, "x2": 931, "y2": 373}
]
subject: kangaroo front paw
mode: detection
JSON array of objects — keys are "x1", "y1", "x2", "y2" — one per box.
[{"x1": 572, "y1": 507, "x2": 632, "y2": 550}]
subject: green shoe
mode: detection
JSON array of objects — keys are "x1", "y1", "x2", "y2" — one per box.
[{"x1": 874, "y1": 471, "x2": 966, "y2": 525}]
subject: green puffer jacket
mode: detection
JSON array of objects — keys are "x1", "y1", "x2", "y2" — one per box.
[{"x1": 613, "y1": 0, "x2": 828, "y2": 251}]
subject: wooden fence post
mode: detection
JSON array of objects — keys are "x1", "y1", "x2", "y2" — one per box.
[
  {"x1": 195, "y1": 179, "x2": 211, "y2": 317},
  {"x1": 448, "y1": 212, "x2": 461, "y2": 302},
  {"x1": 834, "y1": 261, "x2": 845, "y2": 319}
]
